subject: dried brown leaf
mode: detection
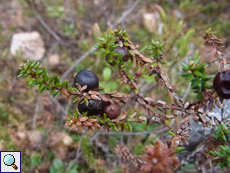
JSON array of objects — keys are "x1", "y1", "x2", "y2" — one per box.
[
  {"x1": 91, "y1": 94, "x2": 101, "y2": 101},
  {"x1": 88, "y1": 90, "x2": 99, "y2": 95},
  {"x1": 80, "y1": 117, "x2": 89, "y2": 122},
  {"x1": 105, "y1": 91, "x2": 117, "y2": 94},
  {"x1": 75, "y1": 83, "x2": 82, "y2": 91},
  {"x1": 130, "y1": 112, "x2": 137, "y2": 118},
  {"x1": 83, "y1": 121, "x2": 93, "y2": 126},
  {"x1": 81, "y1": 85, "x2": 88, "y2": 91},
  {"x1": 166, "y1": 115, "x2": 175, "y2": 119},
  {"x1": 111, "y1": 93, "x2": 123, "y2": 98},
  {"x1": 87, "y1": 119, "x2": 98, "y2": 123},
  {"x1": 139, "y1": 116, "x2": 147, "y2": 121}
]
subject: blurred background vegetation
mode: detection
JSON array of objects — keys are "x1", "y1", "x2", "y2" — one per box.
[{"x1": 1, "y1": 0, "x2": 230, "y2": 172}]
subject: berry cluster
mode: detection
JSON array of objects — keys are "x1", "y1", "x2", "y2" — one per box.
[{"x1": 74, "y1": 70, "x2": 121, "y2": 119}]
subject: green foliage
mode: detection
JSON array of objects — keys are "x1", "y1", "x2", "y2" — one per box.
[
  {"x1": 210, "y1": 145, "x2": 230, "y2": 169},
  {"x1": 209, "y1": 124, "x2": 230, "y2": 169},
  {"x1": 147, "y1": 39, "x2": 165, "y2": 60},
  {"x1": 134, "y1": 143, "x2": 145, "y2": 155},
  {"x1": 213, "y1": 124, "x2": 230, "y2": 142},
  {"x1": 50, "y1": 158, "x2": 78, "y2": 173},
  {"x1": 81, "y1": 136, "x2": 94, "y2": 169},
  {"x1": 181, "y1": 55, "x2": 214, "y2": 100},
  {"x1": 47, "y1": 6, "x2": 65, "y2": 18},
  {"x1": 31, "y1": 152, "x2": 42, "y2": 166}
]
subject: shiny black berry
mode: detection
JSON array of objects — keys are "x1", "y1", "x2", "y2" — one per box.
[
  {"x1": 105, "y1": 47, "x2": 130, "y2": 63},
  {"x1": 101, "y1": 101, "x2": 121, "y2": 119},
  {"x1": 78, "y1": 99, "x2": 103, "y2": 116},
  {"x1": 213, "y1": 71, "x2": 230, "y2": 99},
  {"x1": 74, "y1": 70, "x2": 99, "y2": 92}
]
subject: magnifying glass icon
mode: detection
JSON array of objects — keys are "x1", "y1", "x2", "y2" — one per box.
[{"x1": 3, "y1": 154, "x2": 18, "y2": 170}]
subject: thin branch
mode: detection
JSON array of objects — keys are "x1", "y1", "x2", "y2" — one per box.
[
  {"x1": 32, "y1": 95, "x2": 41, "y2": 129},
  {"x1": 48, "y1": 94, "x2": 68, "y2": 114},
  {"x1": 183, "y1": 83, "x2": 191, "y2": 101},
  {"x1": 29, "y1": 3, "x2": 62, "y2": 42},
  {"x1": 100, "y1": 127, "x2": 168, "y2": 136}
]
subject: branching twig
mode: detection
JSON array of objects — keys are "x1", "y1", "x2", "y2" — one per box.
[{"x1": 60, "y1": 0, "x2": 141, "y2": 82}]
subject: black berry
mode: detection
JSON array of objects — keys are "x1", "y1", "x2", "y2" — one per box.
[
  {"x1": 105, "y1": 46, "x2": 130, "y2": 63},
  {"x1": 101, "y1": 101, "x2": 121, "y2": 119},
  {"x1": 74, "y1": 70, "x2": 99, "y2": 92},
  {"x1": 213, "y1": 71, "x2": 230, "y2": 99},
  {"x1": 78, "y1": 99, "x2": 103, "y2": 116}
]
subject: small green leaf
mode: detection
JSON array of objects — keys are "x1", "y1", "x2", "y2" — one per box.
[
  {"x1": 50, "y1": 88, "x2": 56, "y2": 95},
  {"x1": 26, "y1": 70, "x2": 31, "y2": 74},
  {"x1": 112, "y1": 125, "x2": 118, "y2": 132},
  {"x1": 123, "y1": 123, "x2": 128, "y2": 129},
  {"x1": 68, "y1": 87, "x2": 73, "y2": 92},
  {"x1": 128, "y1": 75, "x2": 134, "y2": 80},
  {"x1": 181, "y1": 62, "x2": 189, "y2": 68},
  {"x1": 20, "y1": 69, "x2": 27, "y2": 74},
  {"x1": 39, "y1": 83, "x2": 43, "y2": 90},
  {"x1": 195, "y1": 78, "x2": 201, "y2": 86},
  {"x1": 28, "y1": 80, "x2": 36, "y2": 89},
  {"x1": 53, "y1": 91, "x2": 61, "y2": 98},
  {"x1": 65, "y1": 81, "x2": 69, "y2": 89},
  {"x1": 55, "y1": 83, "x2": 61, "y2": 88},
  {"x1": 35, "y1": 69, "x2": 44, "y2": 76},
  {"x1": 61, "y1": 81, "x2": 67, "y2": 88},
  {"x1": 105, "y1": 118, "x2": 110, "y2": 122},
  {"x1": 71, "y1": 96, "x2": 79, "y2": 104},
  {"x1": 194, "y1": 56, "x2": 201, "y2": 64},
  {"x1": 47, "y1": 84, "x2": 52, "y2": 90},
  {"x1": 194, "y1": 71, "x2": 202, "y2": 77},
  {"x1": 194, "y1": 64, "x2": 204, "y2": 70},
  {"x1": 108, "y1": 122, "x2": 114, "y2": 127},
  {"x1": 173, "y1": 146, "x2": 185, "y2": 154},
  {"x1": 49, "y1": 74, "x2": 57, "y2": 82},
  {"x1": 84, "y1": 98, "x2": 89, "y2": 106},
  {"x1": 138, "y1": 45, "x2": 147, "y2": 52},
  {"x1": 187, "y1": 74, "x2": 194, "y2": 82},
  {"x1": 176, "y1": 20, "x2": 183, "y2": 32},
  {"x1": 123, "y1": 42, "x2": 129, "y2": 46},
  {"x1": 127, "y1": 50, "x2": 135, "y2": 57},
  {"x1": 43, "y1": 76, "x2": 50, "y2": 82},
  {"x1": 123, "y1": 36, "x2": 128, "y2": 41},
  {"x1": 126, "y1": 122, "x2": 132, "y2": 131},
  {"x1": 26, "y1": 59, "x2": 30, "y2": 66},
  {"x1": 181, "y1": 72, "x2": 191, "y2": 77},
  {"x1": 29, "y1": 61, "x2": 37, "y2": 69},
  {"x1": 33, "y1": 61, "x2": 40, "y2": 70},
  {"x1": 182, "y1": 67, "x2": 190, "y2": 71},
  {"x1": 36, "y1": 78, "x2": 42, "y2": 83},
  {"x1": 55, "y1": 76, "x2": 61, "y2": 83},
  {"x1": 40, "y1": 86, "x2": 48, "y2": 94},
  {"x1": 209, "y1": 151, "x2": 217, "y2": 156},
  {"x1": 169, "y1": 131, "x2": 176, "y2": 137},
  {"x1": 28, "y1": 78, "x2": 33, "y2": 86},
  {"x1": 103, "y1": 113, "x2": 107, "y2": 120},
  {"x1": 42, "y1": 68, "x2": 49, "y2": 79},
  {"x1": 17, "y1": 73, "x2": 24, "y2": 78},
  {"x1": 196, "y1": 93, "x2": 203, "y2": 101}
]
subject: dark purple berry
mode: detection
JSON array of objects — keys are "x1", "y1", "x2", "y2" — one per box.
[
  {"x1": 105, "y1": 47, "x2": 130, "y2": 63},
  {"x1": 78, "y1": 99, "x2": 103, "y2": 116},
  {"x1": 74, "y1": 70, "x2": 99, "y2": 92},
  {"x1": 213, "y1": 71, "x2": 230, "y2": 99}
]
